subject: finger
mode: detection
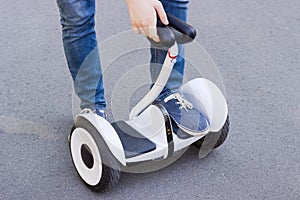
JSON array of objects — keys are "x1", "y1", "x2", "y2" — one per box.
[
  {"x1": 154, "y1": 1, "x2": 169, "y2": 25},
  {"x1": 147, "y1": 27, "x2": 160, "y2": 42},
  {"x1": 146, "y1": 12, "x2": 160, "y2": 42},
  {"x1": 139, "y1": 27, "x2": 147, "y2": 36},
  {"x1": 131, "y1": 23, "x2": 140, "y2": 34},
  {"x1": 132, "y1": 27, "x2": 140, "y2": 34}
]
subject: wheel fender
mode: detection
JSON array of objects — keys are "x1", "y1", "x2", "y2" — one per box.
[
  {"x1": 180, "y1": 78, "x2": 228, "y2": 132},
  {"x1": 75, "y1": 113, "x2": 126, "y2": 166}
]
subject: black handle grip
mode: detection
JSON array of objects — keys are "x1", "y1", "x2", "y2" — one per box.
[
  {"x1": 148, "y1": 13, "x2": 197, "y2": 48},
  {"x1": 148, "y1": 19, "x2": 175, "y2": 49},
  {"x1": 167, "y1": 13, "x2": 197, "y2": 44}
]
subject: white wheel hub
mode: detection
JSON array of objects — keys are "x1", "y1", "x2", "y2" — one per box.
[{"x1": 70, "y1": 128, "x2": 102, "y2": 186}]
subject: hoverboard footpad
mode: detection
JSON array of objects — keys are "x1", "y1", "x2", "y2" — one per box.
[{"x1": 111, "y1": 121, "x2": 157, "y2": 159}]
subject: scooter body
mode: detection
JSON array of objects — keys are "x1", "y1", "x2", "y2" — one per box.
[
  {"x1": 72, "y1": 77, "x2": 228, "y2": 165},
  {"x1": 69, "y1": 13, "x2": 229, "y2": 192}
]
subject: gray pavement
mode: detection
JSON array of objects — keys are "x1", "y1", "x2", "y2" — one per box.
[{"x1": 0, "y1": 0, "x2": 300, "y2": 199}]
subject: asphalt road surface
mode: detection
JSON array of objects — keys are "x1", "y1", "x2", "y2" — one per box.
[{"x1": 1, "y1": 0, "x2": 300, "y2": 199}]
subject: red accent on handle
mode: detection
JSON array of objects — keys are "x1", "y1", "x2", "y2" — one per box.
[{"x1": 168, "y1": 51, "x2": 177, "y2": 59}]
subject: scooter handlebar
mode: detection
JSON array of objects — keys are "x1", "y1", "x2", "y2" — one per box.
[{"x1": 148, "y1": 13, "x2": 197, "y2": 48}]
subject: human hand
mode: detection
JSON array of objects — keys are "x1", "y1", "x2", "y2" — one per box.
[{"x1": 126, "y1": 0, "x2": 169, "y2": 42}]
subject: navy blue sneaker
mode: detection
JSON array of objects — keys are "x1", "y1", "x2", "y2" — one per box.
[{"x1": 158, "y1": 92, "x2": 209, "y2": 133}]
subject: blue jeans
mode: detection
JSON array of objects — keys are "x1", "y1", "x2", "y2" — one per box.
[{"x1": 56, "y1": 0, "x2": 189, "y2": 110}]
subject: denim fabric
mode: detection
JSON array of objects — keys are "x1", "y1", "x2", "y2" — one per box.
[
  {"x1": 56, "y1": 0, "x2": 189, "y2": 109},
  {"x1": 57, "y1": 0, "x2": 105, "y2": 110}
]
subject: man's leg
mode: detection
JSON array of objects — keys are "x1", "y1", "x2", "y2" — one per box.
[
  {"x1": 150, "y1": 0, "x2": 189, "y2": 101},
  {"x1": 56, "y1": 0, "x2": 106, "y2": 110}
]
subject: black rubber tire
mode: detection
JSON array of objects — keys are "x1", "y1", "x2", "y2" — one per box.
[
  {"x1": 69, "y1": 117, "x2": 120, "y2": 192},
  {"x1": 193, "y1": 115, "x2": 230, "y2": 149}
]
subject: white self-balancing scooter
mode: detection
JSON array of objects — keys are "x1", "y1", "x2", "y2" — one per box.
[{"x1": 69, "y1": 14, "x2": 229, "y2": 192}]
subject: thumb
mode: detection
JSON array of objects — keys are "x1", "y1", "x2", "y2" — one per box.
[{"x1": 154, "y1": 1, "x2": 169, "y2": 25}]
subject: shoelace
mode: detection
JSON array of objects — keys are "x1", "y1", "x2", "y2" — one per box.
[{"x1": 164, "y1": 93, "x2": 193, "y2": 111}]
